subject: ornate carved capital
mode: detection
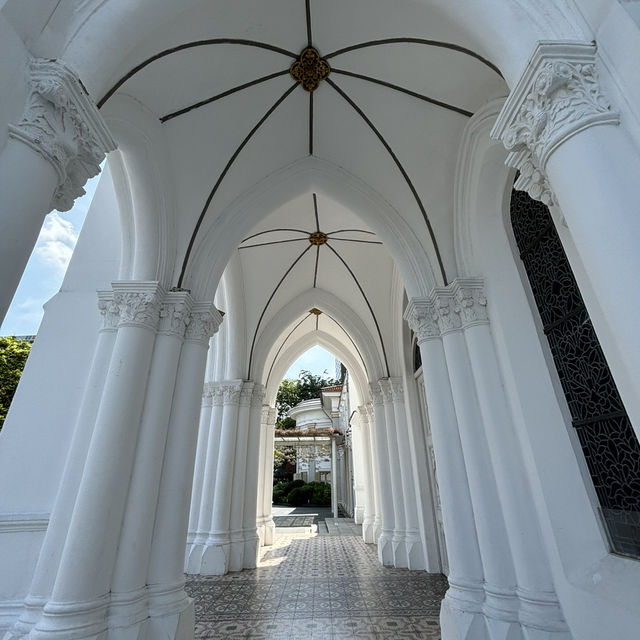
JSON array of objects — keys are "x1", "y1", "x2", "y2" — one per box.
[
  {"x1": 202, "y1": 382, "x2": 216, "y2": 407},
  {"x1": 158, "y1": 291, "x2": 192, "y2": 338},
  {"x1": 239, "y1": 382, "x2": 255, "y2": 407},
  {"x1": 8, "y1": 59, "x2": 116, "y2": 212},
  {"x1": 404, "y1": 298, "x2": 440, "y2": 344},
  {"x1": 389, "y1": 378, "x2": 404, "y2": 403},
  {"x1": 492, "y1": 42, "x2": 618, "y2": 200},
  {"x1": 184, "y1": 303, "x2": 223, "y2": 345},
  {"x1": 368, "y1": 382, "x2": 384, "y2": 406},
  {"x1": 251, "y1": 384, "x2": 266, "y2": 407},
  {"x1": 378, "y1": 379, "x2": 394, "y2": 404},
  {"x1": 432, "y1": 291, "x2": 461, "y2": 335},
  {"x1": 97, "y1": 290, "x2": 120, "y2": 332},
  {"x1": 112, "y1": 282, "x2": 163, "y2": 331},
  {"x1": 221, "y1": 381, "x2": 243, "y2": 405},
  {"x1": 451, "y1": 279, "x2": 489, "y2": 329},
  {"x1": 211, "y1": 384, "x2": 225, "y2": 407},
  {"x1": 357, "y1": 405, "x2": 370, "y2": 426}
]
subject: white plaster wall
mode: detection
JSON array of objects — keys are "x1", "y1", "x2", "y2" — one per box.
[{"x1": 0, "y1": 164, "x2": 121, "y2": 611}]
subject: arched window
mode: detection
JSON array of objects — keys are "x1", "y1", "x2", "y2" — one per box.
[{"x1": 510, "y1": 188, "x2": 640, "y2": 558}]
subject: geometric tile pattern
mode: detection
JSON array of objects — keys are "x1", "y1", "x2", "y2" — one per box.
[{"x1": 186, "y1": 528, "x2": 448, "y2": 639}]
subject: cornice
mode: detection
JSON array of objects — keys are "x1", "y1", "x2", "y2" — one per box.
[{"x1": 8, "y1": 58, "x2": 116, "y2": 212}]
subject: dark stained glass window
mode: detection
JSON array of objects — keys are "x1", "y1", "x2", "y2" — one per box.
[{"x1": 511, "y1": 188, "x2": 640, "y2": 558}]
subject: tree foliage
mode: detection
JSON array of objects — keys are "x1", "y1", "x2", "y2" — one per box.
[
  {"x1": 275, "y1": 369, "x2": 340, "y2": 427},
  {"x1": 0, "y1": 337, "x2": 32, "y2": 430}
]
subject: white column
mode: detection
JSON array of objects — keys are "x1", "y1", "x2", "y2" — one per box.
[
  {"x1": 492, "y1": 41, "x2": 640, "y2": 432},
  {"x1": 228, "y1": 382, "x2": 254, "y2": 571},
  {"x1": 242, "y1": 385, "x2": 265, "y2": 569},
  {"x1": 261, "y1": 407, "x2": 277, "y2": 546},
  {"x1": 110, "y1": 292, "x2": 193, "y2": 623},
  {"x1": 256, "y1": 407, "x2": 268, "y2": 544},
  {"x1": 0, "y1": 59, "x2": 115, "y2": 323},
  {"x1": 357, "y1": 406, "x2": 377, "y2": 543},
  {"x1": 187, "y1": 383, "x2": 215, "y2": 548},
  {"x1": 7, "y1": 293, "x2": 119, "y2": 638},
  {"x1": 389, "y1": 379, "x2": 426, "y2": 570},
  {"x1": 187, "y1": 385, "x2": 224, "y2": 572},
  {"x1": 30, "y1": 282, "x2": 163, "y2": 639},
  {"x1": 454, "y1": 280, "x2": 570, "y2": 636},
  {"x1": 350, "y1": 416, "x2": 366, "y2": 525},
  {"x1": 405, "y1": 299, "x2": 486, "y2": 635},
  {"x1": 331, "y1": 437, "x2": 339, "y2": 518},
  {"x1": 146, "y1": 303, "x2": 221, "y2": 637},
  {"x1": 369, "y1": 384, "x2": 395, "y2": 565},
  {"x1": 199, "y1": 381, "x2": 243, "y2": 575},
  {"x1": 366, "y1": 403, "x2": 383, "y2": 542},
  {"x1": 379, "y1": 379, "x2": 408, "y2": 568}
]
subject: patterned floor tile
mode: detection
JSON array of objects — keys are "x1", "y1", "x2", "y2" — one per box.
[{"x1": 185, "y1": 525, "x2": 447, "y2": 639}]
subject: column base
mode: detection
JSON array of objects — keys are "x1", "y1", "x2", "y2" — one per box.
[
  {"x1": 243, "y1": 532, "x2": 260, "y2": 569},
  {"x1": 262, "y1": 520, "x2": 275, "y2": 547},
  {"x1": 184, "y1": 540, "x2": 206, "y2": 574},
  {"x1": 377, "y1": 530, "x2": 394, "y2": 566},
  {"x1": 361, "y1": 518, "x2": 377, "y2": 544},
  {"x1": 354, "y1": 506, "x2": 365, "y2": 524},
  {"x1": 404, "y1": 533, "x2": 426, "y2": 571},
  {"x1": 392, "y1": 533, "x2": 408, "y2": 568},
  {"x1": 227, "y1": 531, "x2": 245, "y2": 572},
  {"x1": 199, "y1": 542, "x2": 230, "y2": 575}
]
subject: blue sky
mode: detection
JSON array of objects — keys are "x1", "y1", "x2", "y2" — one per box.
[
  {"x1": 0, "y1": 173, "x2": 102, "y2": 337},
  {"x1": 0, "y1": 171, "x2": 340, "y2": 379}
]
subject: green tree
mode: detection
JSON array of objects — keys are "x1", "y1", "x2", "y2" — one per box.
[
  {"x1": 275, "y1": 369, "x2": 339, "y2": 427},
  {"x1": 0, "y1": 337, "x2": 32, "y2": 431}
]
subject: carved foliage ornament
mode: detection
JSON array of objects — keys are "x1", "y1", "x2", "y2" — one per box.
[
  {"x1": 290, "y1": 47, "x2": 331, "y2": 92},
  {"x1": 97, "y1": 291, "x2": 120, "y2": 332},
  {"x1": 9, "y1": 59, "x2": 116, "y2": 212},
  {"x1": 114, "y1": 286, "x2": 162, "y2": 331},
  {"x1": 184, "y1": 303, "x2": 223, "y2": 344},
  {"x1": 492, "y1": 43, "x2": 618, "y2": 205}
]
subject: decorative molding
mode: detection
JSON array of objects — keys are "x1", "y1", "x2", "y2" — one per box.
[
  {"x1": 221, "y1": 381, "x2": 243, "y2": 405},
  {"x1": 8, "y1": 58, "x2": 116, "y2": 212},
  {"x1": 251, "y1": 384, "x2": 266, "y2": 407},
  {"x1": 239, "y1": 382, "x2": 255, "y2": 407},
  {"x1": 405, "y1": 278, "x2": 489, "y2": 341},
  {"x1": 451, "y1": 279, "x2": 489, "y2": 329},
  {"x1": 491, "y1": 42, "x2": 619, "y2": 203},
  {"x1": 96, "y1": 290, "x2": 120, "y2": 333},
  {"x1": 508, "y1": 148, "x2": 556, "y2": 206},
  {"x1": 0, "y1": 512, "x2": 49, "y2": 533},
  {"x1": 112, "y1": 281, "x2": 163, "y2": 331},
  {"x1": 378, "y1": 379, "x2": 394, "y2": 404},
  {"x1": 388, "y1": 378, "x2": 404, "y2": 402},
  {"x1": 158, "y1": 291, "x2": 192, "y2": 338},
  {"x1": 184, "y1": 303, "x2": 223, "y2": 345},
  {"x1": 368, "y1": 382, "x2": 384, "y2": 406},
  {"x1": 404, "y1": 299, "x2": 439, "y2": 345},
  {"x1": 211, "y1": 385, "x2": 225, "y2": 407}
]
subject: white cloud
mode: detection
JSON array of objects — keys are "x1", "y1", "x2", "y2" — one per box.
[{"x1": 34, "y1": 212, "x2": 79, "y2": 275}]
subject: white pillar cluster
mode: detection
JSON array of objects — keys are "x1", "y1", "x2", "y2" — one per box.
[
  {"x1": 256, "y1": 406, "x2": 278, "y2": 547},
  {"x1": 405, "y1": 279, "x2": 571, "y2": 640},
  {"x1": 355, "y1": 406, "x2": 377, "y2": 544},
  {"x1": 0, "y1": 59, "x2": 115, "y2": 324},
  {"x1": 186, "y1": 381, "x2": 266, "y2": 576},
  {"x1": 6, "y1": 282, "x2": 221, "y2": 640}
]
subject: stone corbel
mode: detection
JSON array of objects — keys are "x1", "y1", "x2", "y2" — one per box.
[
  {"x1": 491, "y1": 41, "x2": 618, "y2": 205},
  {"x1": 9, "y1": 58, "x2": 116, "y2": 212}
]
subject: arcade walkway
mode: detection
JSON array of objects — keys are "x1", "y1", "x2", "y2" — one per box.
[{"x1": 185, "y1": 519, "x2": 447, "y2": 639}]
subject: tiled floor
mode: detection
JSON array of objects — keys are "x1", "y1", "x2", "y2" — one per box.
[{"x1": 185, "y1": 521, "x2": 448, "y2": 639}]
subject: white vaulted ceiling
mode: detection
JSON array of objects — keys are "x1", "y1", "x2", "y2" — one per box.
[{"x1": 79, "y1": 0, "x2": 508, "y2": 383}]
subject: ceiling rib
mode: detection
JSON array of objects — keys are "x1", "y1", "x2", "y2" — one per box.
[
  {"x1": 324, "y1": 37, "x2": 502, "y2": 76},
  {"x1": 239, "y1": 238, "x2": 308, "y2": 250},
  {"x1": 265, "y1": 313, "x2": 313, "y2": 386},
  {"x1": 332, "y1": 68, "x2": 473, "y2": 118},
  {"x1": 247, "y1": 244, "x2": 313, "y2": 377},
  {"x1": 177, "y1": 82, "x2": 299, "y2": 287},
  {"x1": 324, "y1": 312, "x2": 369, "y2": 378},
  {"x1": 242, "y1": 228, "x2": 310, "y2": 243},
  {"x1": 326, "y1": 243, "x2": 390, "y2": 377},
  {"x1": 326, "y1": 77, "x2": 448, "y2": 285},
  {"x1": 97, "y1": 39, "x2": 298, "y2": 108},
  {"x1": 161, "y1": 69, "x2": 291, "y2": 122}
]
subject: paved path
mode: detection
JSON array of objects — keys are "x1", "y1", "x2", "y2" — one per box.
[{"x1": 185, "y1": 524, "x2": 448, "y2": 639}]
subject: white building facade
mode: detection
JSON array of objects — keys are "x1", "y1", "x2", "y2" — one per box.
[{"x1": 0, "y1": 1, "x2": 640, "y2": 639}]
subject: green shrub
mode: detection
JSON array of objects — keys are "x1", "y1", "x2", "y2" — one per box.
[
  {"x1": 308, "y1": 481, "x2": 331, "y2": 506},
  {"x1": 288, "y1": 484, "x2": 314, "y2": 506}
]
